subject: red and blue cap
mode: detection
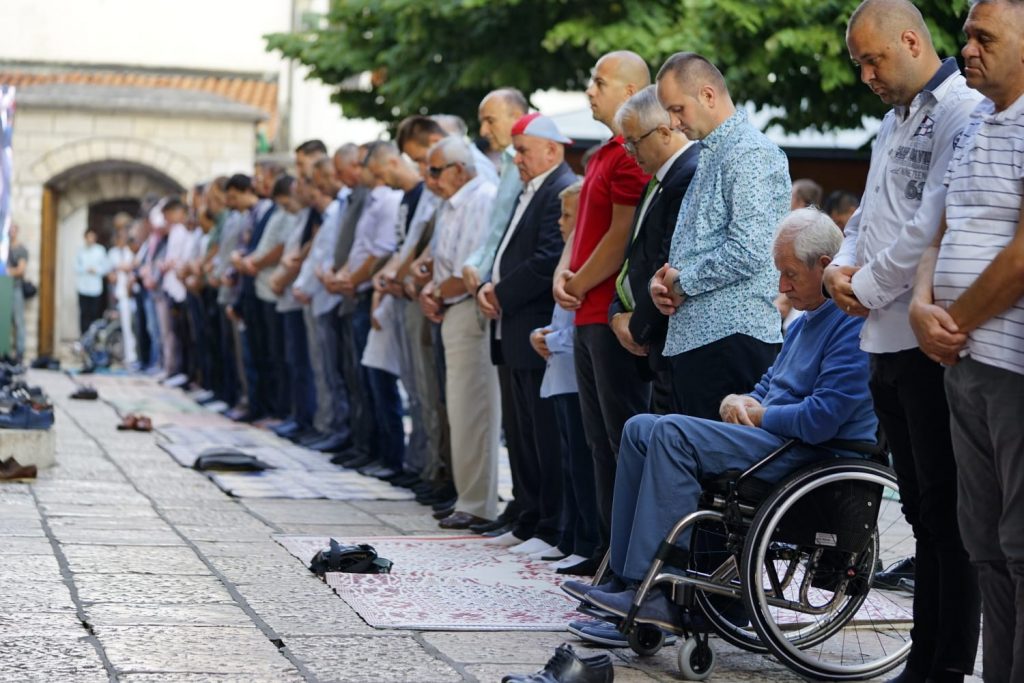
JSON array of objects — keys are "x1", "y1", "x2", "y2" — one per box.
[{"x1": 510, "y1": 113, "x2": 573, "y2": 145}]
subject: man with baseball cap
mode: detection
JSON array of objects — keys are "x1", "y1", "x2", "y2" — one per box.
[{"x1": 477, "y1": 114, "x2": 578, "y2": 559}]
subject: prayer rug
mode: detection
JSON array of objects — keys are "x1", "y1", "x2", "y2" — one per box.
[{"x1": 275, "y1": 535, "x2": 579, "y2": 630}]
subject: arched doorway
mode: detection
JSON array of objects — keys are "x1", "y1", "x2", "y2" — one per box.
[{"x1": 41, "y1": 161, "x2": 184, "y2": 353}]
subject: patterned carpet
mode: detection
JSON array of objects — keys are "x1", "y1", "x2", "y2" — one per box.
[{"x1": 275, "y1": 535, "x2": 579, "y2": 630}]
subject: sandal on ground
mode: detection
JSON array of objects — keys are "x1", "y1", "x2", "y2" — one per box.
[
  {"x1": 133, "y1": 415, "x2": 153, "y2": 432},
  {"x1": 116, "y1": 414, "x2": 138, "y2": 431}
]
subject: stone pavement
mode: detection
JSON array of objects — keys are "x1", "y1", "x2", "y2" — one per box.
[{"x1": 0, "y1": 371, "x2": 981, "y2": 682}]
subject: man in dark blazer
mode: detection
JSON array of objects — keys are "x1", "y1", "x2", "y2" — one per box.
[
  {"x1": 477, "y1": 113, "x2": 578, "y2": 558},
  {"x1": 608, "y1": 86, "x2": 699, "y2": 414}
]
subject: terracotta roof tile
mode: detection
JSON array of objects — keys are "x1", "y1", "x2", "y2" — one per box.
[{"x1": 0, "y1": 69, "x2": 279, "y2": 139}]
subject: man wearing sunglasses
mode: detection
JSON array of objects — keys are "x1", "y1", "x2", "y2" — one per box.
[{"x1": 420, "y1": 137, "x2": 502, "y2": 530}]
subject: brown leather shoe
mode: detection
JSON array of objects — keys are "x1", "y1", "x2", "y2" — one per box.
[
  {"x1": 0, "y1": 457, "x2": 37, "y2": 481},
  {"x1": 438, "y1": 511, "x2": 490, "y2": 530}
]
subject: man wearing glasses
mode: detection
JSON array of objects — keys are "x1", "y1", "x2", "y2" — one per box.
[
  {"x1": 420, "y1": 137, "x2": 502, "y2": 529},
  {"x1": 609, "y1": 85, "x2": 698, "y2": 415}
]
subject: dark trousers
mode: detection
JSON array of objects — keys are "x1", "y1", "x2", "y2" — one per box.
[
  {"x1": 78, "y1": 293, "x2": 104, "y2": 337},
  {"x1": 217, "y1": 305, "x2": 240, "y2": 408},
  {"x1": 668, "y1": 333, "x2": 779, "y2": 420},
  {"x1": 350, "y1": 293, "x2": 405, "y2": 468},
  {"x1": 574, "y1": 323, "x2": 651, "y2": 555},
  {"x1": 200, "y1": 287, "x2": 223, "y2": 394},
  {"x1": 651, "y1": 368, "x2": 674, "y2": 415},
  {"x1": 946, "y1": 358, "x2": 1024, "y2": 683},
  {"x1": 553, "y1": 392, "x2": 600, "y2": 559},
  {"x1": 506, "y1": 367, "x2": 563, "y2": 546},
  {"x1": 281, "y1": 310, "x2": 316, "y2": 430},
  {"x1": 498, "y1": 365, "x2": 526, "y2": 527},
  {"x1": 185, "y1": 292, "x2": 204, "y2": 385},
  {"x1": 334, "y1": 308, "x2": 367, "y2": 454},
  {"x1": 134, "y1": 290, "x2": 152, "y2": 369},
  {"x1": 169, "y1": 298, "x2": 190, "y2": 379},
  {"x1": 260, "y1": 300, "x2": 289, "y2": 419},
  {"x1": 871, "y1": 349, "x2": 980, "y2": 677},
  {"x1": 239, "y1": 291, "x2": 272, "y2": 419}
]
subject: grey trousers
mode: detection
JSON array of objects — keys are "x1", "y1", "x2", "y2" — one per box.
[
  {"x1": 946, "y1": 357, "x2": 1024, "y2": 683},
  {"x1": 303, "y1": 305, "x2": 332, "y2": 434},
  {"x1": 395, "y1": 299, "x2": 429, "y2": 474},
  {"x1": 410, "y1": 300, "x2": 450, "y2": 482},
  {"x1": 440, "y1": 298, "x2": 500, "y2": 519}
]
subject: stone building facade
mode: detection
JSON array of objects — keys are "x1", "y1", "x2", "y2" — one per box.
[{"x1": 10, "y1": 83, "x2": 264, "y2": 356}]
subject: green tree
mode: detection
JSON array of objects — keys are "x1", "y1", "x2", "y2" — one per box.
[{"x1": 266, "y1": 0, "x2": 972, "y2": 135}]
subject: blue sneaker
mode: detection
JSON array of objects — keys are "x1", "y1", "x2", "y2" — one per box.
[
  {"x1": 0, "y1": 403, "x2": 54, "y2": 430},
  {"x1": 561, "y1": 575, "x2": 627, "y2": 602},
  {"x1": 567, "y1": 618, "x2": 678, "y2": 648},
  {"x1": 587, "y1": 587, "x2": 682, "y2": 632}
]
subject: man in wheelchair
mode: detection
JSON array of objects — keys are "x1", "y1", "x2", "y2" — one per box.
[{"x1": 564, "y1": 207, "x2": 878, "y2": 630}]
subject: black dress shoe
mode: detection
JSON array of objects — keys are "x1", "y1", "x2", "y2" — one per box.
[
  {"x1": 432, "y1": 506, "x2": 455, "y2": 520},
  {"x1": 873, "y1": 555, "x2": 915, "y2": 590},
  {"x1": 884, "y1": 667, "x2": 927, "y2": 683},
  {"x1": 432, "y1": 497, "x2": 457, "y2": 512},
  {"x1": 438, "y1": 511, "x2": 490, "y2": 530},
  {"x1": 555, "y1": 557, "x2": 601, "y2": 576},
  {"x1": 501, "y1": 643, "x2": 613, "y2": 682},
  {"x1": 342, "y1": 454, "x2": 376, "y2": 470},
  {"x1": 411, "y1": 481, "x2": 435, "y2": 494},
  {"x1": 391, "y1": 473, "x2": 422, "y2": 488},
  {"x1": 470, "y1": 517, "x2": 511, "y2": 534},
  {"x1": 482, "y1": 523, "x2": 515, "y2": 538}
]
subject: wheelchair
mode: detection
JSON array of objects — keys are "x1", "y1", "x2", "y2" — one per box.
[{"x1": 575, "y1": 438, "x2": 913, "y2": 681}]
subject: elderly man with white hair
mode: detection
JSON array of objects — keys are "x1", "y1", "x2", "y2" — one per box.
[
  {"x1": 563, "y1": 208, "x2": 878, "y2": 629},
  {"x1": 418, "y1": 136, "x2": 501, "y2": 529}
]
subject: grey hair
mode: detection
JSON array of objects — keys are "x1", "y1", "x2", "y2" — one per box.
[
  {"x1": 428, "y1": 136, "x2": 476, "y2": 175},
  {"x1": 773, "y1": 207, "x2": 844, "y2": 267},
  {"x1": 558, "y1": 179, "x2": 584, "y2": 201},
  {"x1": 431, "y1": 114, "x2": 468, "y2": 137},
  {"x1": 334, "y1": 143, "x2": 360, "y2": 162},
  {"x1": 615, "y1": 85, "x2": 671, "y2": 133}
]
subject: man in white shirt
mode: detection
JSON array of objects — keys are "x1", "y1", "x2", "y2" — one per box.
[
  {"x1": 159, "y1": 198, "x2": 192, "y2": 380},
  {"x1": 911, "y1": 1, "x2": 1024, "y2": 679},
  {"x1": 824, "y1": 1, "x2": 982, "y2": 680},
  {"x1": 419, "y1": 136, "x2": 499, "y2": 529},
  {"x1": 75, "y1": 228, "x2": 111, "y2": 337}
]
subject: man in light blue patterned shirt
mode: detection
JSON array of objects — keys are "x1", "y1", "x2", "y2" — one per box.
[{"x1": 650, "y1": 52, "x2": 789, "y2": 419}]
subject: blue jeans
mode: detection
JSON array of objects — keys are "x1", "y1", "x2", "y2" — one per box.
[
  {"x1": 141, "y1": 288, "x2": 162, "y2": 369},
  {"x1": 611, "y1": 413, "x2": 826, "y2": 581}
]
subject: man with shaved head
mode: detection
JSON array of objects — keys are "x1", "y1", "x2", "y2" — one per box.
[
  {"x1": 552, "y1": 50, "x2": 652, "y2": 573},
  {"x1": 824, "y1": 1, "x2": 983, "y2": 681},
  {"x1": 650, "y1": 52, "x2": 788, "y2": 420}
]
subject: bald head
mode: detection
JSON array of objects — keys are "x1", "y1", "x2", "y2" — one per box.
[
  {"x1": 586, "y1": 51, "x2": 652, "y2": 131},
  {"x1": 848, "y1": 0, "x2": 934, "y2": 44},
  {"x1": 481, "y1": 88, "x2": 529, "y2": 116},
  {"x1": 599, "y1": 51, "x2": 652, "y2": 89}
]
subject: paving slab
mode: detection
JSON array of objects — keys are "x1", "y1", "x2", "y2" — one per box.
[
  {"x1": 62, "y1": 545, "x2": 211, "y2": 575},
  {"x1": 0, "y1": 636, "x2": 108, "y2": 682},
  {"x1": 285, "y1": 635, "x2": 464, "y2": 683},
  {"x1": 96, "y1": 625, "x2": 296, "y2": 676},
  {"x1": 85, "y1": 603, "x2": 254, "y2": 628},
  {"x1": 74, "y1": 573, "x2": 236, "y2": 605}
]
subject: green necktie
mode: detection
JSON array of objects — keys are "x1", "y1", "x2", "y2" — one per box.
[{"x1": 614, "y1": 178, "x2": 659, "y2": 312}]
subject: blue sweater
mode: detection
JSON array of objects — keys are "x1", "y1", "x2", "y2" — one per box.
[{"x1": 749, "y1": 299, "x2": 877, "y2": 444}]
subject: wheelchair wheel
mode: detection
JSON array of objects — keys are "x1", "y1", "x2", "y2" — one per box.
[
  {"x1": 740, "y1": 459, "x2": 913, "y2": 680},
  {"x1": 677, "y1": 637, "x2": 716, "y2": 681},
  {"x1": 627, "y1": 623, "x2": 665, "y2": 656},
  {"x1": 690, "y1": 517, "x2": 767, "y2": 653}
]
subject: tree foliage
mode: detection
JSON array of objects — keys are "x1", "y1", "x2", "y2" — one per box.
[{"x1": 265, "y1": 0, "x2": 972, "y2": 135}]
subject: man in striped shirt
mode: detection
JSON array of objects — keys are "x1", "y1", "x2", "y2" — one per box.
[{"x1": 911, "y1": 1, "x2": 1024, "y2": 680}]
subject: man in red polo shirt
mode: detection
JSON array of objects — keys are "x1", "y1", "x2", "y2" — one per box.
[{"x1": 553, "y1": 50, "x2": 651, "y2": 572}]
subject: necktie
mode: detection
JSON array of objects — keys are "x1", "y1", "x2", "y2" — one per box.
[{"x1": 615, "y1": 178, "x2": 660, "y2": 312}]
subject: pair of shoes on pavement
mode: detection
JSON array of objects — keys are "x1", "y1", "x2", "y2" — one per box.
[
  {"x1": 0, "y1": 456, "x2": 37, "y2": 481},
  {"x1": 872, "y1": 555, "x2": 915, "y2": 590},
  {"x1": 0, "y1": 402, "x2": 55, "y2": 430},
  {"x1": 116, "y1": 413, "x2": 152, "y2": 432},
  {"x1": 563, "y1": 575, "x2": 683, "y2": 632},
  {"x1": 502, "y1": 643, "x2": 613, "y2": 682}
]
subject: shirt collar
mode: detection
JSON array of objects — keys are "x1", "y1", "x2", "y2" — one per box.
[
  {"x1": 923, "y1": 57, "x2": 960, "y2": 93},
  {"x1": 700, "y1": 109, "x2": 747, "y2": 153},
  {"x1": 655, "y1": 141, "x2": 694, "y2": 183},
  {"x1": 447, "y1": 175, "x2": 485, "y2": 209},
  {"x1": 525, "y1": 164, "x2": 558, "y2": 193},
  {"x1": 337, "y1": 186, "x2": 352, "y2": 202}
]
